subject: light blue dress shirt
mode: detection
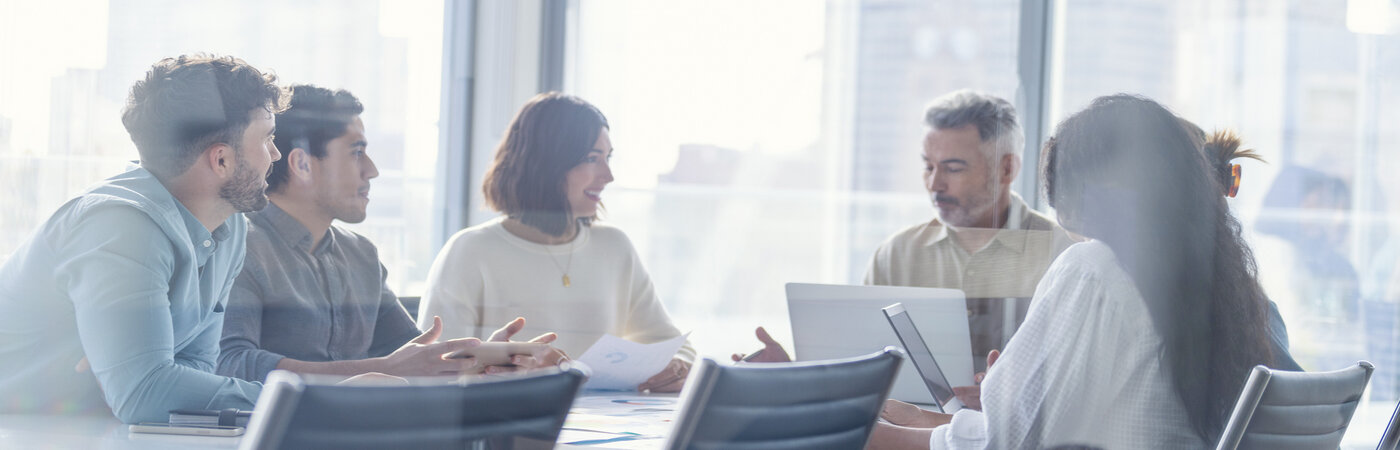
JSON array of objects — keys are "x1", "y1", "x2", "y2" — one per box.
[{"x1": 0, "y1": 167, "x2": 261, "y2": 423}]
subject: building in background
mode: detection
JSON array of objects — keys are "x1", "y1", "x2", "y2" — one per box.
[{"x1": 0, "y1": 0, "x2": 444, "y2": 295}]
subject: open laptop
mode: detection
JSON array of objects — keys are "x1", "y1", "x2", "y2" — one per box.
[
  {"x1": 883, "y1": 302, "x2": 963, "y2": 413},
  {"x1": 785, "y1": 283, "x2": 973, "y2": 405}
]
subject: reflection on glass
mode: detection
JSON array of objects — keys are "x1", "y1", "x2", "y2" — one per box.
[
  {"x1": 569, "y1": 0, "x2": 1022, "y2": 358},
  {"x1": 1054, "y1": 0, "x2": 1400, "y2": 444},
  {"x1": 1256, "y1": 165, "x2": 1361, "y2": 374},
  {"x1": 0, "y1": 0, "x2": 445, "y2": 296}
]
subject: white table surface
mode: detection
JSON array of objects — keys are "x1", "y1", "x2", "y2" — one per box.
[{"x1": 0, "y1": 413, "x2": 242, "y2": 449}]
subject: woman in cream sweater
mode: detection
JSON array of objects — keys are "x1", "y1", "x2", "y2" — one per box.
[{"x1": 418, "y1": 92, "x2": 694, "y2": 392}]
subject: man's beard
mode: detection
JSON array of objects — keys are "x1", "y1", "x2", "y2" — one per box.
[
  {"x1": 934, "y1": 175, "x2": 1001, "y2": 229},
  {"x1": 219, "y1": 150, "x2": 269, "y2": 213}
]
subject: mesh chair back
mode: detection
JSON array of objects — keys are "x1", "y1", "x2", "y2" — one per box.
[
  {"x1": 1217, "y1": 361, "x2": 1374, "y2": 450},
  {"x1": 241, "y1": 368, "x2": 585, "y2": 450},
  {"x1": 666, "y1": 347, "x2": 903, "y2": 450}
]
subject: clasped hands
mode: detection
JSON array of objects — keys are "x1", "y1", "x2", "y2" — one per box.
[
  {"x1": 371, "y1": 316, "x2": 691, "y2": 393},
  {"x1": 76, "y1": 315, "x2": 689, "y2": 390},
  {"x1": 371, "y1": 316, "x2": 569, "y2": 378}
]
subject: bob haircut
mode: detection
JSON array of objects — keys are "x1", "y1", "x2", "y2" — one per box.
[{"x1": 482, "y1": 92, "x2": 609, "y2": 237}]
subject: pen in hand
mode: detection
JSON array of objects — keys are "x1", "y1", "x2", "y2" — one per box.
[
  {"x1": 639, "y1": 372, "x2": 690, "y2": 394},
  {"x1": 739, "y1": 349, "x2": 766, "y2": 363}
]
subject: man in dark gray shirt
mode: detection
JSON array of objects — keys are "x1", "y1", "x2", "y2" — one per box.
[{"x1": 218, "y1": 85, "x2": 552, "y2": 382}]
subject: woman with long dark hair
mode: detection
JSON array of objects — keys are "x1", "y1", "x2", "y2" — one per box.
[
  {"x1": 418, "y1": 92, "x2": 694, "y2": 392},
  {"x1": 868, "y1": 95, "x2": 1278, "y2": 448}
]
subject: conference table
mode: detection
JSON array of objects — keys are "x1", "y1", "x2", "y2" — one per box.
[
  {"x1": 0, "y1": 392, "x2": 680, "y2": 449},
  {"x1": 4, "y1": 393, "x2": 1392, "y2": 448}
]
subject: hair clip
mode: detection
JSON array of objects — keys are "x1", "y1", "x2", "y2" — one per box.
[{"x1": 1226, "y1": 164, "x2": 1241, "y2": 198}]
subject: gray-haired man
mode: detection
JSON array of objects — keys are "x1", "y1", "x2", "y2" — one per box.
[
  {"x1": 866, "y1": 90, "x2": 1072, "y2": 299},
  {"x1": 864, "y1": 90, "x2": 1073, "y2": 375},
  {"x1": 738, "y1": 90, "x2": 1301, "y2": 407},
  {"x1": 735, "y1": 91, "x2": 1072, "y2": 379}
]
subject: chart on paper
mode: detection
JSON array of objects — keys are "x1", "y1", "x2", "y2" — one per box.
[{"x1": 576, "y1": 333, "x2": 689, "y2": 391}]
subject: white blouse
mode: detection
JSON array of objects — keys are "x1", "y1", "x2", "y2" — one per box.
[{"x1": 931, "y1": 241, "x2": 1204, "y2": 449}]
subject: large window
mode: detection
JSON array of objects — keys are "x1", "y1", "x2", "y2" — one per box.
[
  {"x1": 0, "y1": 0, "x2": 445, "y2": 296},
  {"x1": 1050, "y1": 0, "x2": 1400, "y2": 445},
  {"x1": 5, "y1": 0, "x2": 1393, "y2": 444},
  {"x1": 565, "y1": 0, "x2": 1396, "y2": 444},
  {"x1": 565, "y1": 0, "x2": 1022, "y2": 358}
]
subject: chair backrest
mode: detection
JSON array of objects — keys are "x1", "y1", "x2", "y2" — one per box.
[
  {"x1": 1378, "y1": 400, "x2": 1400, "y2": 450},
  {"x1": 665, "y1": 347, "x2": 903, "y2": 450},
  {"x1": 1216, "y1": 361, "x2": 1374, "y2": 450},
  {"x1": 240, "y1": 368, "x2": 585, "y2": 450},
  {"x1": 398, "y1": 296, "x2": 421, "y2": 321}
]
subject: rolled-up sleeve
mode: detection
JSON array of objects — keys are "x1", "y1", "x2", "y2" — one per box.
[
  {"x1": 929, "y1": 409, "x2": 988, "y2": 450},
  {"x1": 58, "y1": 206, "x2": 261, "y2": 424},
  {"x1": 218, "y1": 261, "x2": 286, "y2": 382}
]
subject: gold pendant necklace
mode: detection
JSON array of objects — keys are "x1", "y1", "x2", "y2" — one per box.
[{"x1": 542, "y1": 227, "x2": 577, "y2": 287}]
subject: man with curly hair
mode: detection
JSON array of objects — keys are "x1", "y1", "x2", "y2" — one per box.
[{"x1": 0, "y1": 55, "x2": 285, "y2": 423}]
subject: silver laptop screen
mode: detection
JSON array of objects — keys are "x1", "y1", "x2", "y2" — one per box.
[{"x1": 884, "y1": 303, "x2": 957, "y2": 409}]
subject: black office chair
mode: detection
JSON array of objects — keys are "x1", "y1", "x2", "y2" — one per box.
[
  {"x1": 1378, "y1": 400, "x2": 1400, "y2": 450},
  {"x1": 665, "y1": 347, "x2": 903, "y2": 450},
  {"x1": 1216, "y1": 361, "x2": 1374, "y2": 450},
  {"x1": 240, "y1": 368, "x2": 585, "y2": 450}
]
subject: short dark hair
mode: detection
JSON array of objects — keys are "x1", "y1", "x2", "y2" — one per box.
[
  {"x1": 482, "y1": 92, "x2": 609, "y2": 237},
  {"x1": 121, "y1": 54, "x2": 287, "y2": 179},
  {"x1": 266, "y1": 85, "x2": 365, "y2": 192}
]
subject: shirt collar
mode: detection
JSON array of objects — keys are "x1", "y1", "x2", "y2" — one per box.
[
  {"x1": 987, "y1": 193, "x2": 1042, "y2": 254},
  {"x1": 94, "y1": 167, "x2": 233, "y2": 259},
  {"x1": 170, "y1": 193, "x2": 221, "y2": 264},
  {"x1": 173, "y1": 194, "x2": 217, "y2": 255},
  {"x1": 252, "y1": 202, "x2": 328, "y2": 254},
  {"x1": 929, "y1": 220, "x2": 952, "y2": 245},
  {"x1": 929, "y1": 192, "x2": 1041, "y2": 254}
]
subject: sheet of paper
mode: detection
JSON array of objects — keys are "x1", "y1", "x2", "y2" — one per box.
[
  {"x1": 577, "y1": 333, "x2": 688, "y2": 390},
  {"x1": 559, "y1": 393, "x2": 680, "y2": 447}
]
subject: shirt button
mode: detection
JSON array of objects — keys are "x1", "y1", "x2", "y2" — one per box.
[{"x1": 202, "y1": 240, "x2": 212, "y2": 248}]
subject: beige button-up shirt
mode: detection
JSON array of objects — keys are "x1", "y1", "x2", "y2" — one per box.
[
  {"x1": 865, "y1": 193, "x2": 1075, "y2": 369},
  {"x1": 865, "y1": 193, "x2": 1073, "y2": 296}
]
